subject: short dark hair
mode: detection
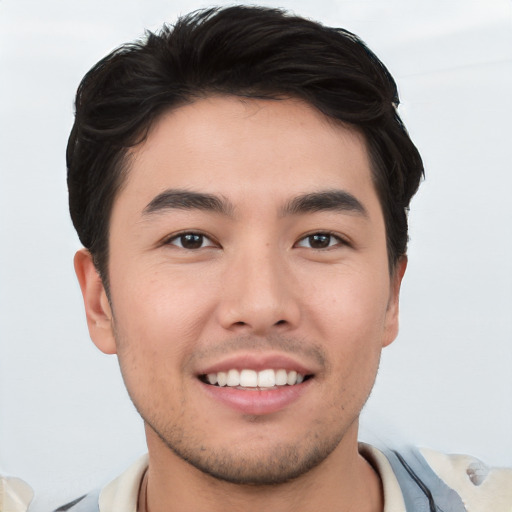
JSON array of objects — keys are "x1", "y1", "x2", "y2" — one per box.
[{"x1": 67, "y1": 5, "x2": 424, "y2": 285}]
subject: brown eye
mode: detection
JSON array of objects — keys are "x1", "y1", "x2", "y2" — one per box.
[
  {"x1": 309, "y1": 234, "x2": 331, "y2": 248},
  {"x1": 180, "y1": 233, "x2": 204, "y2": 249},
  {"x1": 167, "y1": 232, "x2": 215, "y2": 249},
  {"x1": 296, "y1": 232, "x2": 343, "y2": 249}
]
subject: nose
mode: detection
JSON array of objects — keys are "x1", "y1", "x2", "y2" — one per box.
[{"x1": 216, "y1": 246, "x2": 301, "y2": 335}]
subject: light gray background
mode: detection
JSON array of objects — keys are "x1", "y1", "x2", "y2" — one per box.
[{"x1": 1, "y1": 1, "x2": 511, "y2": 510}]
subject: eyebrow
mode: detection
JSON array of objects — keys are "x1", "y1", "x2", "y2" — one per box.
[
  {"x1": 142, "y1": 188, "x2": 367, "y2": 219},
  {"x1": 282, "y1": 190, "x2": 367, "y2": 217},
  {"x1": 143, "y1": 189, "x2": 234, "y2": 217}
]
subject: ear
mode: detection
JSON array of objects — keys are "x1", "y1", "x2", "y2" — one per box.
[
  {"x1": 74, "y1": 249, "x2": 117, "y2": 354},
  {"x1": 382, "y1": 255, "x2": 407, "y2": 348}
]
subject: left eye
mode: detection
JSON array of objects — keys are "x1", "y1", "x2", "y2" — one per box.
[
  {"x1": 295, "y1": 233, "x2": 343, "y2": 249},
  {"x1": 166, "y1": 232, "x2": 216, "y2": 250}
]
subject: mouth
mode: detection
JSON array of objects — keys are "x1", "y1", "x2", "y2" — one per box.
[
  {"x1": 199, "y1": 368, "x2": 313, "y2": 389},
  {"x1": 196, "y1": 353, "x2": 317, "y2": 414}
]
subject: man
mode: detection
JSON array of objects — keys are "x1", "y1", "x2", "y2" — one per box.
[{"x1": 62, "y1": 5, "x2": 512, "y2": 511}]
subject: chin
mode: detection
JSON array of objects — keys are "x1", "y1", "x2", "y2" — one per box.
[{"x1": 147, "y1": 417, "x2": 346, "y2": 485}]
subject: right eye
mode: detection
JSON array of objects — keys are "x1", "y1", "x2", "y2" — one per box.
[
  {"x1": 294, "y1": 232, "x2": 346, "y2": 250},
  {"x1": 165, "y1": 232, "x2": 217, "y2": 250}
]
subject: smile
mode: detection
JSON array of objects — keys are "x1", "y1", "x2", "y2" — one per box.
[{"x1": 201, "y1": 368, "x2": 308, "y2": 388}]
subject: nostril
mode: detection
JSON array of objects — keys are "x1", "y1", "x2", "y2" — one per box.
[{"x1": 275, "y1": 320, "x2": 287, "y2": 326}]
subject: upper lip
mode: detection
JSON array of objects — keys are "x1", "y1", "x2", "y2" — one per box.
[{"x1": 196, "y1": 352, "x2": 317, "y2": 377}]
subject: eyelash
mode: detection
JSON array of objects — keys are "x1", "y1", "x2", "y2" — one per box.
[
  {"x1": 163, "y1": 231, "x2": 218, "y2": 250},
  {"x1": 163, "y1": 231, "x2": 348, "y2": 251},
  {"x1": 294, "y1": 231, "x2": 348, "y2": 250}
]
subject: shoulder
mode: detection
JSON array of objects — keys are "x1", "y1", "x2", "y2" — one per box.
[
  {"x1": 54, "y1": 491, "x2": 101, "y2": 512},
  {"x1": 419, "y1": 447, "x2": 512, "y2": 512},
  {"x1": 360, "y1": 443, "x2": 512, "y2": 512},
  {"x1": 0, "y1": 476, "x2": 34, "y2": 512},
  {"x1": 53, "y1": 453, "x2": 148, "y2": 512}
]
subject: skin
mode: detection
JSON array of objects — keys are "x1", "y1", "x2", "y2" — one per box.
[{"x1": 75, "y1": 96, "x2": 406, "y2": 512}]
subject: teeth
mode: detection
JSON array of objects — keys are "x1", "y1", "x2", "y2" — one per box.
[
  {"x1": 258, "y1": 369, "x2": 275, "y2": 388},
  {"x1": 204, "y1": 369, "x2": 306, "y2": 388},
  {"x1": 275, "y1": 369, "x2": 288, "y2": 386},
  {"x1": 240, "y1": 369, "x2": 258, "y2": 387},
  {"x1": 217, "y1": 371, "x2": 227, "y2": 387},
  {"x1": 286, "y1": 370, "x2": 297, "y2": 386},
  {"x1": 227, "y1": 369, "x2": 240, "y2": 387}
]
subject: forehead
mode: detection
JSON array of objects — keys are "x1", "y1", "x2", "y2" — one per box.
[{"x1": 117, "y1": 96, "x2": 379, "y2": 217}]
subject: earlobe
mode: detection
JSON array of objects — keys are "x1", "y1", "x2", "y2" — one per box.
[
  {"x1": 74, "y1": 249, "x2": 117, "y2": 354},
  {"x1": 382, "y1": 255, "x2": 407, "y2": 348}
]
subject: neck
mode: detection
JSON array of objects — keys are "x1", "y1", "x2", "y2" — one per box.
[{"x1": 141, "y1": 422, "x2": 383, "y2": 512}]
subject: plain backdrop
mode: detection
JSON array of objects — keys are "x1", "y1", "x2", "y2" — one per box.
[{"x1": 1, "y1": 0, "x2": 511, "y2": 510}]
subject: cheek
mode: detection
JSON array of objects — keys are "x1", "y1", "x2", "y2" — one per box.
[
  {"x1": 109, "y1": 267, "x2": 219, "y2": 374},
  {"x1": 109, "y1": 276, "x2": 199, "y2": 417},
  {"x1": 114, "y1": 263, "x2": 214, "y2": 326},
  {"x1": 307, "y1": 268, "x2": 390, "y2": 383},
  {"x1": 309, "y1": 268, "x2": 390, "y2": 340}
]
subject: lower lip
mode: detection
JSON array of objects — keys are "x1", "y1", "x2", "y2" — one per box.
[{"x1": 200, "y1": 380, "x2": 311, "y2": 415}]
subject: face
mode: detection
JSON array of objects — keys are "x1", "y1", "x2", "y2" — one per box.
[{"x1": 76, "y1": 96, "x2": 405, "y2": 485}]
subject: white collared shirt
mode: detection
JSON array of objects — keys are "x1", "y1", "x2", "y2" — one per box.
[{"x1": 98, "y1": 445, "x2": 512, "y2": 512}]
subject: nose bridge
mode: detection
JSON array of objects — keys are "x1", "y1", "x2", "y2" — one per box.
[{"x1": 218, "y1": 239, "x2": 299, "y2": 333}]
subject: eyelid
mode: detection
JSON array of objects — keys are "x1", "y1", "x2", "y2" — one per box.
[
  {"x1": 294, "y1": 231, "x2": 349, "y2": 249},
  {"x1": 162, "y1": 230, "x2": 220, "y2": 249}
]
